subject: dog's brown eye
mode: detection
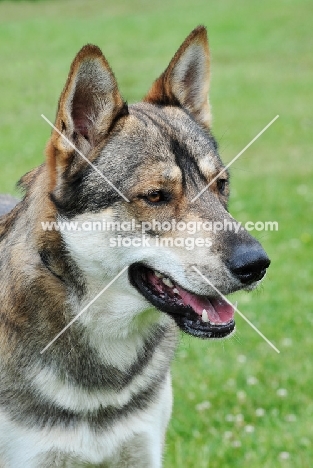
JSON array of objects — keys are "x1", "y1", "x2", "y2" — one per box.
[
  {"x1": 146, "y1": 191, "x2": 163, "y2": 203},
  {"x1": 141, "y1": 190, "x2": 170, "y2": 205},
  {"x1": 217, "y1": 179, "x2": 227, "y2": 194}
]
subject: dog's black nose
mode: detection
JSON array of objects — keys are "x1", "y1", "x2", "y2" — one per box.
[{"x1": 228, "y1": 245, "x2": 270, "y2": 285}]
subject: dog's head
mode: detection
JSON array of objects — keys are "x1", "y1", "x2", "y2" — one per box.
[{"x1": 45, "y1": 26, "x2": 270, "y2": 340}]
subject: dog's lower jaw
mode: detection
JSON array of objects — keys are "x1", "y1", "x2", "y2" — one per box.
[{"x1": 128, "y1": 263, "x2": 236, "y2": 340}]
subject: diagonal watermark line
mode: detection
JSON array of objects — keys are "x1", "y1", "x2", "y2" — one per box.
[
  {"x1": 192, "y1": 266, "x2": 280, "y2": 354},
  {"x1": 191, "y1": 115, "x2": 279, "y2": 203},
  {"x1": 40, "y1": 266, "x2": 129, "y2": 354},
  {"x1": 41, "y1": 114, "x2": 130, "y2": 203}
]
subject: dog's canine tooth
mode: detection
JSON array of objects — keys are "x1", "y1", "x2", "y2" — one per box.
[
  {"x1": 173, "y1": 288, "x2": 179, "y2": 295},
  {"x1": 202, "y1": 309, "x2": 209, "y2": 323},
  {"x1": 154, "y1": 271, "x2": 162, "y2": 278},
  {"x1": 162, "y1": 277, "x2": 174, "y2": 288}
]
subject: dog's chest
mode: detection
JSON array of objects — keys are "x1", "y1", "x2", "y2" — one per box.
[
  {"x1": 0, "y1": 375, "x2": 172, "y2": 467},
  {"x1": 0, "y1": 346, "x2": 171, "y2": 468},
  {"x1": 0, "y1": 321, "x2": 176, "y2": 467}
]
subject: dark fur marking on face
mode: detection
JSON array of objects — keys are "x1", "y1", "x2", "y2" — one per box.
[
  {"x1": 49, "y1": 169, "x2": 122, "y2": 218},
  {"x1": 170, "y1": 137, "x2": 208, "y2": 190}
]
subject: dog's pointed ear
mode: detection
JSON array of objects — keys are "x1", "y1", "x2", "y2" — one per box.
[
  {"x1": 46, "y1": 44, "x2": 127, "y2": 186},
  {"x1": 144, "y1": 26, "x2": 211, "y2": 128}
]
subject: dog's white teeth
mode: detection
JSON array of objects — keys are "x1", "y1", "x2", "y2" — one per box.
[
  {"x1": 154, "y1": 271, "x2": 177, "y2": 292},
  {"x1": 162, "y1": 277, "x2": 174, "y2": 288},
  {"x1": 202, "y1": 309, "x2": 210, "y2": 323}
]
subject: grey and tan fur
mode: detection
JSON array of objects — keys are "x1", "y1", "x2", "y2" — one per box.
[{"x1": 0, "y1": 26, "x2": 270, "y2": 467}]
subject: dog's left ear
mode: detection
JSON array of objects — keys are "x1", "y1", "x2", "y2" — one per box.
[
  {"x1": 46, "y1": 44, "x2": 127, "y2": 187},
  {"x1": 144, "y1": 26, "x2": 211, "y2": 128}
]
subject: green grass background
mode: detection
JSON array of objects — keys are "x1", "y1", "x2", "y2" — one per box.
[{"x1": 0, "y1": 0, "x2": 312, "y2": 466}]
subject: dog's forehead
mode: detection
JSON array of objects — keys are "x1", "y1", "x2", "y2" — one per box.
[{"x1": 127, "y1": 103, "x2": 222, "y2": 174}]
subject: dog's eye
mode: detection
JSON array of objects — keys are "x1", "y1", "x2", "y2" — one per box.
[
  {"x1": 217, "y1": 179, "x2": 227, "y2": 194},
  {"x1": 146, "y1": 191, "x2": 163, "y2": 203},
  {"x1": 143, "y1": 190, "x2": 167, "y2": 204}
]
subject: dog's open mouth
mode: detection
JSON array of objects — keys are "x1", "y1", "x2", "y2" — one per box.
[{"x1": 129, "y1": 263, "x2": 235, "y2": 338}]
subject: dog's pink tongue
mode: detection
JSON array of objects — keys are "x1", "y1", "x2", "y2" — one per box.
[{"x1": 176, "y1": 285, "x2": 234, "y2": 324}]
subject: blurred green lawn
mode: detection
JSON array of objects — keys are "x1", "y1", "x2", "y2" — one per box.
[{"x1": 0, "y1": 0, "x2": 312, "y2": 466}]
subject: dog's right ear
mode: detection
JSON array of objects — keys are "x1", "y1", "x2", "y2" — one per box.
[
  {"x1": 144, "y1": 26, "x2": 211, "y2": 129},
  {"x1": 46, "y1": 45, "x2": 127, "y2": 188}
]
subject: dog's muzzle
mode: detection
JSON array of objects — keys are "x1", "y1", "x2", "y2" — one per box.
[{"x1": 129, "y1": 263, "x2": 236, "y2": 339}]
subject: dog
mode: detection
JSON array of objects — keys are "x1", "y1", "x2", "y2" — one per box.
[{"x1": 0, "y1": 26, "x2": 270, "y2": 467}]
